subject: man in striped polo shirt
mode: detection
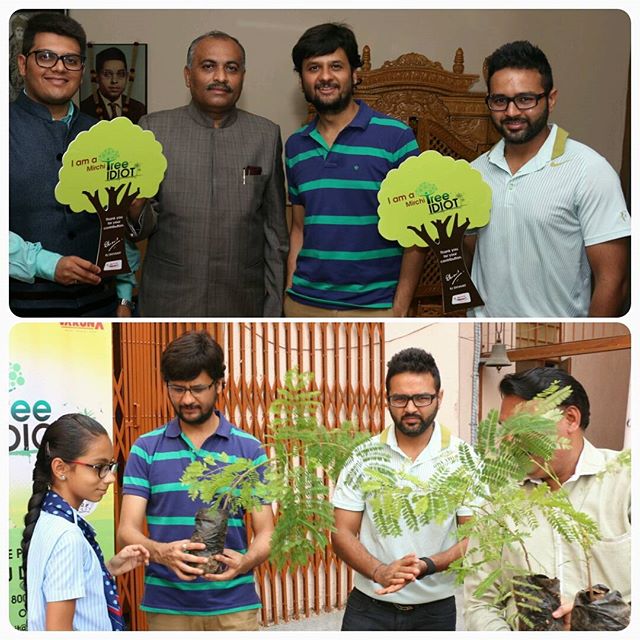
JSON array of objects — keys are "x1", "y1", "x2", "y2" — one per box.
[
  {"x1": 118, "y1": 332, "x2": 273, "y2": 630},
  {"x1": 466, "y1": 40, "x2": 630, "y2": 317},
  {"x1": 332, "y1": 348, "x2": 471, "y2": 630},
  {"x1": 284, "y1": 23, "x2": 425, "y2": 317}
]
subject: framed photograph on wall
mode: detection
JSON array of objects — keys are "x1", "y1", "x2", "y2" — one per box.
[
  {"x1": 79, "y1": 42, "x2": 148, "y2": 124},
  {"x1": 9, "y1": 9, "x2": 66, "y2": 102}
]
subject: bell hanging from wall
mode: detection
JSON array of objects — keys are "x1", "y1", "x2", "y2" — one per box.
[{"x1": 484, "y1": 340, "x2": 512, "y2": 371}]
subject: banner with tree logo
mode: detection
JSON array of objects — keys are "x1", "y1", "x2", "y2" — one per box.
[{"x1": 8, "y1": 322, "x2": 113, "y2": 630}]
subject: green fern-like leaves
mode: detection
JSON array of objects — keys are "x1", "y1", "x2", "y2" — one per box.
[
  {"x1": 596, "y1": 448, "x2": 631, "y2": 478},
  {"x1": 180, "y1": 454, "x2": 267, "y2": 513},
  {"x1": 341, "y1": 381, "x2": 611, "y2": 624},
  {"x1": 341, "y1": 384, "x2": 574, "y2": 538},
  {"x1": 180, "y1": 368, "x2": 368, "y2": 571}
]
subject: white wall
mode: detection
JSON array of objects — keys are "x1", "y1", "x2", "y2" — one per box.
[
  {"x1": 478, "y1": 341, "x2": 630, "y2": 451},
  {"x1": 72, "y1": 8, "x2": 630, "y2": 171},
  {"x1": 571, "y1": 349, "x2": 630, "y2": 450}
]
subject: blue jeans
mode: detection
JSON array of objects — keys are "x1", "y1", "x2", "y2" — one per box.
[{"x1": 341, "y1": 588, "x2": 456, "y2": 631}]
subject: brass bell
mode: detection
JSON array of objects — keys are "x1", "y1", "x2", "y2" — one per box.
[{"x1": 483, "y1": 342, "x2": 512, "y2": 371}]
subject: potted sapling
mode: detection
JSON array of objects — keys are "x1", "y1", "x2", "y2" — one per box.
[
  {"x1": 183, "y1": 455, "x2": 268, "y2": 574},
  {"x1": 569, "y1": 449, "x2": 631, "y2": 631},
  {"x1": 180, "y1": 369, "x2": 374, "y2": 571},
  {"x1": 342, "y1": 383, "x2": 629, "y2": 630}
]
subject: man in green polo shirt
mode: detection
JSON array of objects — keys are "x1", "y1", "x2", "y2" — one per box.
[{"x1": 466, "y1": 40, "x2": 630, "y2": 317}]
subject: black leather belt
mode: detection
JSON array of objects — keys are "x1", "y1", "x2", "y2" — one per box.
[{"x1": 351, "y1": 588, "x2": 453, "y2": 613}]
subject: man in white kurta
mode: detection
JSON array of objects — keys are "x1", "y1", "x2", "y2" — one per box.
[{"x1": 464, "y1": 367, "x2": 630, "y2": 630}]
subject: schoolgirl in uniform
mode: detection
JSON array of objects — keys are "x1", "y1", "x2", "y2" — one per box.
[{"x1": 21, "y1": 413, "x2": 149, "y2": 630}]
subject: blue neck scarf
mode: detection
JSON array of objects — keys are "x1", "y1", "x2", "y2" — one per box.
[{"x1": 41, "y1": 490, "x2": 124, "y2": 631}]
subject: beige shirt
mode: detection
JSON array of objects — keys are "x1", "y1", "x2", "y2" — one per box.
[{"x1": 464, "y1": 439, "x2": 630, "y2": 631}]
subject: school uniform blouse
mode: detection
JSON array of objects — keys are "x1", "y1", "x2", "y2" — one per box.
[{"x1": 27, "y1": 509, "x2": 112, "y2": 630}]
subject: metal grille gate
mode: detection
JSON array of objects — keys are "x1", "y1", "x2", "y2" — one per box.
[{"x1": 111, "y1": 322, "x2": 386, "y2": 629}]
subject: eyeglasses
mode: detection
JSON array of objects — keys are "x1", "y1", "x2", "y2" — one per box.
[
  {"x1": 388, "y1": 393, "x2": 438, "y2": 408},
  {"x1": 26, "y1": 49, "x2": 85, "y2": 71},
  {"x1": 167, "y1": 380, "x2": 216, "y2": 398},
  {"x1": 485, "y1": 92, "x2": 548, "y2": 112},
  {"x1": 68, "y1": 460, "x2": 118, "y2": 479}
]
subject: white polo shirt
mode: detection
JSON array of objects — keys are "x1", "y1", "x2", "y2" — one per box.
[
  {"x1": 332, "y1": 421, "x2": 472, "y2": 604},
  {"x1": 468, "y1": 124, "x2": 630, "y2": 317},
  {"x1": 27, "y1": 510, "x2": 111, "y2": 630}
]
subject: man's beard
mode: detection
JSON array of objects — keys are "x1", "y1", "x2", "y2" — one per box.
[
  {"x1": 304, "y1": 80, "x2": 354, "y2": 115},
  {"x1": 174, "y1": 402, "x2": 214, "y2": 425},
  {"x1": 392, "y1": 410, "x2": 437, "y2": 438},
  {"x1": 493, "y1": 105, "x2": 549, "y2": 144}
]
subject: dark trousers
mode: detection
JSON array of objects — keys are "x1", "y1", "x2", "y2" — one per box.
[{"x1": 341, "y1": 588, "x2": 456, "y2": 631}]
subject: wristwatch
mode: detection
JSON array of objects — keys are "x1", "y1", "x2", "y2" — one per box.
[
  {"x1": 418, "y1": 556, "x2": 437, "y2": 579},
  {"x1": 118, "y1": 298, "x2": 135, "y2": 311}
]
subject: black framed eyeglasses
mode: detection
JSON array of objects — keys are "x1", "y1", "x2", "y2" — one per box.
[
  {"x1": 68, "y1": 460, "x2": 118, "y2": 479},
  {"x1": 167, "y1": 380, "x2": 216, "y2": 398},
  {"x1": 485, "y1": 92, "x2": 548, "y2": 112},
  {"x1": 26, "y1": 49, "x2": 85, "y2": 71},
  {"x1": 388, "y1": 393, "x2": 438, "y2": 408}
]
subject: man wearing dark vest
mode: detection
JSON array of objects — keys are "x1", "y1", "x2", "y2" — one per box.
[{"x1": 9, "y1": 13, "x2": 142, "y2": 317}]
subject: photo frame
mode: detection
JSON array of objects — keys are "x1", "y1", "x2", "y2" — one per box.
[{"x1": 79, "y1": 42, "x2": 148, "y2": 124}]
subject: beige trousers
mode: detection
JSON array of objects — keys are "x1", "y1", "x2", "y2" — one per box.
[{"x1": 146, "y1": 609, "x2": 259, "y2": 631}]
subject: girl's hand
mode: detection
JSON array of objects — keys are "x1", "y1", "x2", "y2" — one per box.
[{"x1": 107, "y1": 544, "x2": 150, "y2": 576}]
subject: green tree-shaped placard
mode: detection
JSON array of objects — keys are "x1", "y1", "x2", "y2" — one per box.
[
  {"x1": 377, "y1": 151, "x2": 492, "y2": 313},
  {"x1": 55, "y1": 117, "x2": 167, "y2": 275}
]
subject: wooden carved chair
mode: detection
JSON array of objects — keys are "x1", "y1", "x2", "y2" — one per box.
[{"x1": 355, "y1": 45, "x2": 499, "y2": 316}]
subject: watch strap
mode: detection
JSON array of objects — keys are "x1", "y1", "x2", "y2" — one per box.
[
  {"x1": 418, "y1": 556, "x2": 437, "y2": 579},
  {"x1": 118, "y1": 298, "x2": 135, "y2": 310}
]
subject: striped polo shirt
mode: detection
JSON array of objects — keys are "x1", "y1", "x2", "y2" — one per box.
[
  {"x1": 122, "y1": 414, "x2": 267, "y2": 616},
  {"x1": 468, "y1": 124, "x2": 631, "y2": 317},
  {"x1": 285, "y1": 100, "x2": 419, "y2": 309}
]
